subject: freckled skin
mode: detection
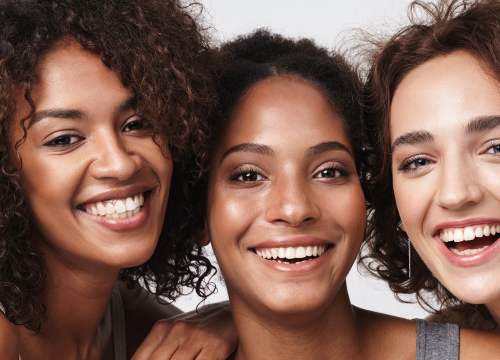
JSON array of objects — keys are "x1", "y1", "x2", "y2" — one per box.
[{"x1": 391, "y1": 51, "x2": 500, "y2": 321}]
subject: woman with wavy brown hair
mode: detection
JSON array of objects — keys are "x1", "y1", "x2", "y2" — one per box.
[
  {"x1": 0, "y1": 0, "x2": 236, "y2": 359},
  {"x1": 363, "y1": 0, "x2": 500, "y2": 332}
]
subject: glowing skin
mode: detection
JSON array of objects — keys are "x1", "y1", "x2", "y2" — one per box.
[
  {"x1": 391, "y1": 51, "x2": 500, "y2": 324},
  {"x1": 13, "y1": 42, "x2": 172, "y2": 273},
  {"x1": 206, "y1": 77, "x2": 367, "y2": 359}
]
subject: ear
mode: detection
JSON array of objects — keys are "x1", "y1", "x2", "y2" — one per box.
[{"x1": 196, "y1": 218, "x2": 210, "y2": 247}]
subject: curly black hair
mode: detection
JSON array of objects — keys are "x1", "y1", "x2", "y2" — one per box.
[
  {"x1": 205, "y1": 29, "x2": 367, "y2": 175},
  {"x1": 0, "y1": 0, "x2": 216, "y2": 331},
  {"x1": 361, "y1": 0, "x2": 500, "y2": 330}
]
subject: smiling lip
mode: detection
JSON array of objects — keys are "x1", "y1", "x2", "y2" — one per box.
[
  {"x1": 77, "y1": 187, "x2": 153, "y2": 232},
  {"x1": 251, "y1": 235, "x2": 333, "y2": 273},
  {"x1": 433, "y1": 217, "x2": 500, "y2": 267},
  {"x1": 77, "y1": 184, "x2": 154, "y2": 206}
]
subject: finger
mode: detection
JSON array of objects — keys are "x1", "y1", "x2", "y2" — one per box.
[
  {"x1": 131, "y1": 321, "x2": 179, "y2": 360},
  {"x1": 194, "y1": 346, "x2": 232, "y2": 360}
]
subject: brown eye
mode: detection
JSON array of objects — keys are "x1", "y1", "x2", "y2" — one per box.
[
  {"x1": 123, "y1": 119, "x2": 152, "y2": 132},
  {"x1": 44, "y1": 134, "x2": 82, "y2": 146}
]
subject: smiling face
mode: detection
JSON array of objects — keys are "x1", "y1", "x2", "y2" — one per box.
[
  {"x1": 391, "y1": 51, "x2": 500, "y2": 309},
  {"x1": 206, "y1": 76, "x2": 366, "y2": 317},
  {"x1": 13, "y1": 42, "x2": 172, "y2": 272}
]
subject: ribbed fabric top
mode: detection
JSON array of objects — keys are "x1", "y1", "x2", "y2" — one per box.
[
  {"x1": 1, "y1": 283, "x2": 127, "y2": 360},
  {"x1": 415, "y1": 319, "x2": 459, "y2": 360}
]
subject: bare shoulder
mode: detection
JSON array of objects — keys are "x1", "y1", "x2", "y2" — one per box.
[
  {"x1": 0, "y1": 312, "x2": 20, "y2": 360},
  {"x1": 116, "y1": 281, "x2": 183, "y2": 352},
  {"x1": 460, "y1": 327, "x2": 500, "y2": 359},
  {"x1": 354, "y1": 307, "x2": 416, "y2": 360}
]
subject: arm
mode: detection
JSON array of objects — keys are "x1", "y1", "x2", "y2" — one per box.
[{"x1": 131, "y1": 301, "x2": 237, "y2": 360}]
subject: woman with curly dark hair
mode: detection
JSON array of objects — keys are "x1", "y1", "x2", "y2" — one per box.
[
  {"x1": 191, "y1": 29, "x2": 500, "y2": 360},
  {"x1": 0, "y1": 0, "x2": 237, "y2": 359},
  {"x1": 362, "y1": 0, "x2": 500, "y2": 333}
]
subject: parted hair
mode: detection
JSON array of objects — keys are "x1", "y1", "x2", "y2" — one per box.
[
  {"x1": 0, "y1": 0, "x2": 215, "y2": 331},
  {"x1": 362, "y1": 0, "x2": 500, "y2": 330},
  {"x1": 207, "y1": 29, "x2": 366, "y2": 174}
]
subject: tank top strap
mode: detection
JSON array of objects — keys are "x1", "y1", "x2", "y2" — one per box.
[
  {"x1": 414, "y1": 319, "x2": 459, "y2": 360},
  {"x1": 111, "y1": 284, "x2": 127, "y2": 360}
]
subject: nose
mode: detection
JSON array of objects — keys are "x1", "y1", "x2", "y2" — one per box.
[
  {"x1": 265, "y1": 175, "x2": 320, "y2": 227},
  {"x1": 436, "y1": 156, "x2": 483, "y2": 210},
  {"x1": 89, "y1": 133, "x2": 143, "y2": 181}
]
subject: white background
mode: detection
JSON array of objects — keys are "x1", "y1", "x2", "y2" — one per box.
[{"x1": 173, "y1": 0, "x2": 430, "y2": 320}]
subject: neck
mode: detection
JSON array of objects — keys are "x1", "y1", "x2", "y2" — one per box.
[
  {"x1": 18, "y1": 246, "x2": 119, "y2": 359},
  {"x1": 230, "y1": 282, "x2": 363, "y2": 360}
]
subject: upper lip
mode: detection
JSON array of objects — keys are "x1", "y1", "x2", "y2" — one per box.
[
  {"x1": 432, "y1": 217, "x2": 500, "y2": 236},
  {"x1": 76, "y1": 184, "x2": 154, "y2": 206},
  {"x1": 251, "y1": 235, "x2": 333, "y2": 249}
]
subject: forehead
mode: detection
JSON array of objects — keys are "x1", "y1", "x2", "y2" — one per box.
[
  {"x1": 222, "y1": 76, "x2": 352, "y2": 152},
  {"x1": 390, "y1": 51, "x2": 500, "y2": 140}
]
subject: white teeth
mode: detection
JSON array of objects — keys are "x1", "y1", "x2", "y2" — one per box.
[
  {"x1": 448, "y1": 231, "x2": 454, "y2": 241},
  {"x1": 106, "y1": 203, "x2": 115, "y2": 214},
  {"x1": 312, "y1": 246, "x2": 318, "y2": 256},
  {"x1": 306, "y1": 246, "x2": 313, "y2": 256},
  {"x1": 475, "y1": 227, "x2": 483, "y2": 238},
  {"x1": 134, "y1": 195, "x2": 141, "y2": 207},
  {"x1": 497, "y1": 225, "x2": 500, "y2": 233},
  {"x1": 296, "y1": 246, "x2": 306, "y2": 259},
  {"x1": 491, "y1": 226, "x2": 496, "y2": 235},
  {"x1": 115, "y1": 200, "x2": 126, "y2": 214},
  {"x1": 84, "y1": 193, "x2": 144, "y2": 219},
  {"x1": 125, "y1": 197, "x2": 137, "y2": 211},
  {"x1": 255, "y1": 245, "x2": 329, "y2": 261},
  {"x1": 97, "y1": 203, "x2": 107, "y2": 216},
  {"x1": 484, "y1": 225, "x2": 491, "y2": 236},
  {"x1": 444, "y1": 232, "x2": 449, "y2": 242},
  {"x1": 454, "y1": 229, "x2": 464, "y2": 242},
  {"x1": 451, "y1": 245, "x2": 489, "y2": 256},
  {"x1": 285, "y1": 247, "x2": 296, "y2": 259},
  {"x1": 464, "y1": 227, "x2": 474, "y2": 241}
]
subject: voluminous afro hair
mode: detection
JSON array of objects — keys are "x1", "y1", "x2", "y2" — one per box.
[{"x1": 0, "y1": 0, "x2": 215, "y2": 331}]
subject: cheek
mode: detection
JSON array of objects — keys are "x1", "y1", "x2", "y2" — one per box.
[{"x1": 209, "y1": 188, "x2": 257, "y2": 245}]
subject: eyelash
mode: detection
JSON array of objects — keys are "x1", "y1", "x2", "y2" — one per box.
[
  {"x1": 228, "y1": 166, "x2": 266, "y2": 183},
  {"x1": 398, "y1": 156, "x2": 432, "y2": 172},
  {"x1": 486, "y1": 141, "x2": 500, "y2": 154},
  {"x1": 43, "y1": 133, "x2": 83, "y2": 147},
  {"x1": 314, "y1": 165, "x2": 350, "y2": 179}
]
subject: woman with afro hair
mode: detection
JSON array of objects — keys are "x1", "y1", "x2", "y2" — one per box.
[{"x1": 0, "y1": 0, "x2": 236, "y2": 359}]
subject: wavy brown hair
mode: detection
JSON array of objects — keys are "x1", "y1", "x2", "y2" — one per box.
[
  {"x1": 0, "y1": 0, "x2": 215, "y2": 331},
  {"x1": 361, "y1": 0, "x2": 500, "y2": 330}
]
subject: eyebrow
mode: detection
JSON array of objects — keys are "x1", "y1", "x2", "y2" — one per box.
[
  {"x1": 306, "y1": 141, "x2": 352, "y2": 157},
  {"x1": 391, "y1": 130, "x2": 434, "y2": 153},
  {"x1": 221, "y1": 143, "x2": 275, "y2": 162},
  {"x1": 28, "y1": 96, "x2": 134, "y2": 128},
  {"x1": 466, "y1": 115, "x2": 500, "y2": 134}
]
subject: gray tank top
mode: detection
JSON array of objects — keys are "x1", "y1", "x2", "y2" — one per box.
[
  {"x1": 2, "y1": 283, "x2": 127, "y2": 360},
  {"x1": 415, "y1": 319, "x2": 459, "y2": 360}
]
